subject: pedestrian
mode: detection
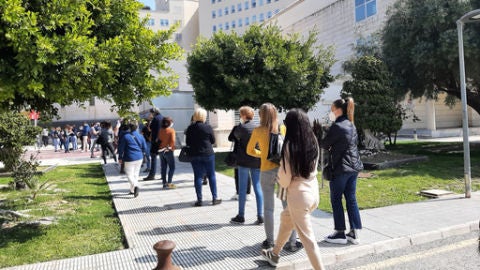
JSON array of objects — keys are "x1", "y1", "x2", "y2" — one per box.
[
  {"x1": 158, "y1": 117, "x2": 176, "y2": 189},
  {"x1": 90, "y1": 122, "x2": 100, "y2": 158},
  {"x1": 229, "y1": 106, "x2": 263, "y2": 225},
  {"x1": 144, "y1": 108, "x2": 164, "y2": 181},
  {"x1": 261, "y1": 109, "x2": 325, "y2": 269},
  {"x1": 321, "y1": 98, "x2": 363, "y2": 245},
  {"x1": 98, "y1": 121, "x2": 118, "y2": 164},
  {"x1": 141, "y1": 119, "x2": 152, "y2": 173},
  {"x1": 41, "y1": 128, "x2": 49, "y2": 147},
  {"x1": 185, "y1": 108, "x2": 222, "y2": 207},
  {"x1": 51, "y1": 127, "x2": 60, "y2": 152},
  {"x1": 118, "y1": 123, "x2": 147, "y2": 198},
  {"x1": 247, "y1": 103, "x2": 300, "y2": 250},
  {"x1": 81, "y1": 122, "x2": 90, "y2": 152},
  {"x1": 63, "y1": 125, "x2": 71, "y2": 152},
  {"x1": 70, "y1": 124, "x2": 78, "y2": 151}
]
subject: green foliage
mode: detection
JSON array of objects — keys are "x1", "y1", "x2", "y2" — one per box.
[
  {"x1": 0, "y1": 112, "x2": 40, "y2": 171},
  {"x1": 187, "y1": 25, "x2": 335, "y2": 111},
  {"x1": 382, "y1": 0, "x2": 480, "y2": 113},
  {"x1": 0, "y1": 0, "x2": 183, "y2": 117},
  {"x1": 341, "y1": 56, "x2": 404, "y2": 144},
  {"x1": 11, "y1": 154, "x2": 39, "y2": 190}
]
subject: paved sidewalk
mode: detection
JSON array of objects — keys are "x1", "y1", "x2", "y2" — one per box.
[{"x1": 2, "y1": 150, "x2": 479, "y2": 270}]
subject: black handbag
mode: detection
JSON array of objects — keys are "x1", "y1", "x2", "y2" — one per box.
[
  {"x1": 178, "y1": 146, "x2": 192, "y2": 163},
  {"x1": 224, "y1": 143, "x2": 237, "y2": 167},
  {"x1": 267, "y1": 132, "x2": 283, "y2": 164},
  {"x1": 322, "y1": 151, "x2": 334, "y2": 181}
]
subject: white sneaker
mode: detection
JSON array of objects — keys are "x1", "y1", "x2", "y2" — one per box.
[
  {"x1": 246, "y1": 194, "x2": 253, "y2": 201},
  {"x1": 346, "y1": 230, "x2": 360, "y2": 245},
  {"x1": 231, "y1": 194, "x2": 238, "y2": 200},
  {"x1": 324, "y1": 231, "x2": 347, "y2": 244}
]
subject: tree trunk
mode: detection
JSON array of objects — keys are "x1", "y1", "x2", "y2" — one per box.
[{"x1": 363, "y1": 129, "x2": 385, "y2": 150}]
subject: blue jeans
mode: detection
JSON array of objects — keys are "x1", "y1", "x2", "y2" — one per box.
[
  {"x1": 53, "y1": 138, "x2": 60, "y2": 151},
  {"x1": 238, "y1": 166, "x2": 262, "y2": 218},
  {"x1": 145, "y1": 141, "x2": 151, "y2": 169},
  {"x1": 191, "y1": 154, "x2": 218, "y2": 202},
  {"x1": 329, "y1": 172, "x2": 362, "y2": 231},
  {"x1": 161, "y1": 151, "x2": 175, "y2": 185},
  {"x1": 148, "y1": 152, "x2": 158, "y2": 178}
]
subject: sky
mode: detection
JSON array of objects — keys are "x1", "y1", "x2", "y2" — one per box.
[{"x1": 138, "y1": 0, "x2": 156, "y2": 10}]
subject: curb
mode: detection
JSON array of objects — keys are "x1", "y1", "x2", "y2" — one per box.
[{"x1": 276, "y1": 221, "x2": 479, "y2": 269}]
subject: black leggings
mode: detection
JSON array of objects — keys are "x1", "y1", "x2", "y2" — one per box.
[{"x1": 101, "y1": 143, "x2": 117, "y2": 164}]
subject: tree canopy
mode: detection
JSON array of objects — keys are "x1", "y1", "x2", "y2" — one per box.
[
  {"x1": 186, "y1": 25, "x2": 335, "y2": 111},
  {"x1": 382, "y1": 0, "x2": 480, "y2": 114},
  {"x1": 0, "y1": 0, "x2": 183, "y2": 117}
]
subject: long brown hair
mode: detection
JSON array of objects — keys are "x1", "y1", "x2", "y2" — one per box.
[
  {"x1": 333, "y1": 97, "x2": 355, "y2": 124},
  {"x1": 259, "y1": 103, "x2": 278, "y2": 133}
]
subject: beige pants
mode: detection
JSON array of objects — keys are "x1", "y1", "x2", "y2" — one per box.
[
  {"x1": 125, "y1": 159, "x2": 142, "y2": 193},
  {"x1": 272, "y1": 189, "x2": 324, "y2": 270}
]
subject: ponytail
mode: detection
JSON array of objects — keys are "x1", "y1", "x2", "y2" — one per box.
[{"x1": 332, "y1": 97, "x2": 355, "y2": 124}]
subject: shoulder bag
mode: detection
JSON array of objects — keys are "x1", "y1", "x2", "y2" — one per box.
[
  {"x1": 224, "y1": 142, "x2": 237, "y2": 167},
  {"x1": 178, "y1": 146, "x2": 192, "y2": 163},
  {"x1": 267, "y1": 132, "x2": 283, "y2": 164}
]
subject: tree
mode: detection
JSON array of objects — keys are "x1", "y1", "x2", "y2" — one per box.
[
  {"x1": 187, "y1": 25, "x2": 335, "y2": 111},
  {"x1": 342, "y1": 56, "x2": 404, "y2": 148},
  {"x1": 0, "y1": 112, "x2": 40, "y2": 171},
  {"x1": 0, "y1": 0, "x2": 183, "y2": 117},
  {"x1": 382, "y1": 0, "x2": 480, "y2": 114}
]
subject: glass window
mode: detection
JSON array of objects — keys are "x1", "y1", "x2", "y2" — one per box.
[
  {"x1": 211, "y1": 0, "x2": 215, "y2": 4},
  {"x1": 252, "y1": 0, "x2": 256, "y2": 8},
  {"x1": 147, "y1": 18, "x2": 155, "y2": 26},
  {"x1": 218, "y1": 8, "x2": 222, "y2": 17},
  {"x1": 238, "y1": 18, "x2": 243, "y2": 27},
  {"x1": 245, "y1": 1, "x2": 249, "y2": 10},
  {"x1": 225, "y1": 7, "x2": 229, "y2": 15},
  {"x1": 355, "y1": 0, "x2": 376, "y2": 22},
  {"x1": 213, "y1": 25, "x2": 217, "y2": 32},
  {"x1": 274, "y1": 9, "x2": 279, "y2": 14},
  {"x1": 219, "y1": 23, "x2": 223, "y2": 30},
  {"x1": 267, "y1": 11, "x2": 272, "y2": 18},
  {"x1": 259, "y1": 13, "x2": 264, "y2": 22},
  {"x1": 225, "y1": 22, "x2": 230, "y2": 30},
  {"x1": 212, "y1": 10, "x2": 216, "y2": 19},
  {"x1": 238, "y1": 3, "x2": 242, "y2": 12},
  {"x1": 267, "y1": 0, "x2": 271, "y2": 3},
  {"x1": 245, "y1": 17, "x2": 250, "y2": 25},
  {"x1": 232, "y1": 20, "x2": 236, "y2": 28},
  {"x1": 252, "y1": 15, "x2": 257, "y2": 23},
  {"x1": 259, "y1": 0, "x2": 264, "y2": 6},
  {"x1": 231, "y1": 5, "x2": 235, "y2": 13}
]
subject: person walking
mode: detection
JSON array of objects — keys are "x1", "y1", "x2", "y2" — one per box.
[
  {"x1": 90, "y1": 122, "x2": 100, "y2": 158},
  {"x1": 144, "y1": 108, "x2": 163, "y2": 181},
  {"x1": 41, "y1": 128, "x2": 49, "y2": 147},
  {"x1": 261, "y1": 109, "x2": 325, "y2": 269},
  {"x1": 229, "y1": 106, "x2": 263, "y2": 225},
  {"x1": 118, "y1": 123, "x2": 147, "y2": 198},
  {"x1": 81, "y1": 122, "x2": 90, "y2": 152},
  {"x1": 98, "y1": 121, "x2": 118, "y2": 164},
  {"x1": 321, "y1": 98, "x2": 363, "y2": 245},
  {"x1": 185, "y1": 108, "x2": 222, "y2": 207},
  {"x1": 141, "y1": 119, "x2": 152, "y2": 173},
  {"x1": 158, "y1": 117, "x2": 176, "y2": 189},
  {"x1": 247, "y1": 103, "x2": 300, "y2": 250},
  {"x1": 51, "y1": 127, "x2": 60, "y2": 152}
]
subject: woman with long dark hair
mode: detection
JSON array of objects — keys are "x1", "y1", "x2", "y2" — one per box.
[
  {"x1": 261, "y1": 109, "x2": 324, "y2": 269},
  {"x1": 322, "y1": 97, "x2": 363, "y2": 245}
]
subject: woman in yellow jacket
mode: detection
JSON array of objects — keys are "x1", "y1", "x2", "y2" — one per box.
[{"x1": 247, "y1": 103, "x2": 299, "y2": 250}]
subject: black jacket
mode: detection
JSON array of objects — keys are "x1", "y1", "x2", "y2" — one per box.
[
  {"x1": 186, "y1": 122, "x2": 215, "y2": 156},
  {"x1": 320, "y1": 116, "x2": 363, "y2": 176},
  {"x1": 228, "y1": 121, "x2": 261, "y2": 168}
]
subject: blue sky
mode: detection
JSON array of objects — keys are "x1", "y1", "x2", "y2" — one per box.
[{"x1": 139, "y1": 0, "x2": 155, "y2": 10}]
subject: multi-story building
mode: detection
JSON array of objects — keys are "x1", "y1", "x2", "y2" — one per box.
[{"x1": 266, "y1": 0, "x2": 480, "y2": 137}]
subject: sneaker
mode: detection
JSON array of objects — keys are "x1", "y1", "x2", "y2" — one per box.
[
  {"x1": 283, "y1": 241, "x2": 303, "y2": 252},
  {"x1": 143, "y1": 176, "x2": 155, "y2": 181},
  {"x1": 163, "y1": 185, "x2": 168, "y2": 189},
  {"x1": 167, "y1": 183, "x2": 177, "y2": 189},
  {"x1": 254, "y1": 216, "x2": 264, "y2": 225},
  {"x1": 194, "y1": 201, "x2": 202, "y2": 207},
  {"x1": 230, "y1": 215, "x2": 245, "y2": 224},
  {"x1": 212, "y1": 199, "x2": 222, "y2": 205},
  {"x1": 346, "y1": 230, "x2": 359, "y2": 245},
  {"x1": 261, "y1": 239, "x2": 273, "y2": 249},
  {"x1": 261, "y1": 249, "x2": 279, "y2": 267},
  {"x1": 231, "y1": 194, "x2": 238, "y2": 200},
  {"x1": 325, "y1": 231, "x2": 348, "y2": 244},
  {"x1": 133, "y1": 187, "x2": 139, "y2": 198},
  {"x1": 246, "y1": 194, "x2": 253, "y2": 201}
]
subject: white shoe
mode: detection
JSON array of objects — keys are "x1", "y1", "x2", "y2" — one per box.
[
  {"x1": 246, "y1": 194, "x2": 253, "y2": 201},
  {"x1": 231, "y1": 194, "x2": 238, "y2": 200}
]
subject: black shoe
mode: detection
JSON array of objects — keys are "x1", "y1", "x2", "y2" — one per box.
[
  {"x1": 143, "y1": 176, "x2": 155, "y2": 181},
  {"x1": 212, "y1": 199, "x2": 222, "y2": 205},
  {"x1": 194, "y1": 201, "x2": 202, "y2": 207},
  {"x1": 283, "y1": 241, "x2": 303, "y2": 252},
  {"x1": 324, "y1": 231, "x2": 347, "y2": 244},
  {"x1": 133, "y1": 187, "x2": 139, "y2": 198},
  {"x1": 261, "y1": 239, "x2": 273, "y2": 249},
  {"x1": 202, "y1": 178, "x2": 208, "y2": 185},
  {"x1": 230, "y1": 215, "x2": 245, "y2": 224},
  {"x1": 346, "y1": 230, "x2": 360, "y2": 245},
  {"x1": 254, "y1": 216, "x2": 264, "y2": 225}
]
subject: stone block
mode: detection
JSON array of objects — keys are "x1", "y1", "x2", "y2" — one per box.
[
  {"x1": 373, "y1": 237, "x2": 411, "y2": 254},
  {"x1": 440, "y1": 224, "x2": 472, "y2": 238},
  {"x1": 335, "y1": 245, "x2": 375, "y2": 263},
  {"x1": 409, "y1": 230, "x2": 442, "y2": 245}
]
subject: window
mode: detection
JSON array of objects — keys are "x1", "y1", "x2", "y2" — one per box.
[
  {"x1": 259, "y1": 0, "x2": 264, "y2": 7},
  {"x1": 355, "y1": 0, "x2": 376, "y2": 22},
  {"x1": 252, "y1": 0, "x2": 256, "y2": 8},
  {"x1": 219, "y1": 23, "x2": 223, "y2": 30},
  {"x1": 147, "y1": 18, "x2": 155, "y2": 26},
  {"x1": 274, "y1": 9, "x2": 279, "y2": 14},
  {"x1": 245, "y1": 1, "x2": 249, "y2": 10},
  {"x1": 267, "y1": 0, "x2": 271, "y2": 3},
  {"x1": 160, "y1": 19, "x2": 169, "y2": 26},
  {"x1": 213, "y1": 25, "x2": 217, "y2": 32},
  {"x1": 259, "y1": 13, "x2": 264, "y2": 22},
  {"x1": 218, "y1": 8, "x2": 222, "y2": 17},
  {"x1": 212, "y1": 10, "x2": 216, "y2": 19},
  {"x1": 211, "y1": 0, "x2": 215, "y2": 3},
  {"x1": 245, "y1": 17, "x2": 250, "y2": 25},
  {"x1": 225, "y1": 7, "x2": 229, "y2": 15},
  {"x1": 252, "y1": 15, "x2": 257, "y2": 23},
  {"x1": 232, "y1": 20, "x2": 236, "y2": 28},
  {"x1": 267, "y1": 11, "x2": 272, "y2": 18},
  {"x1": 238, "y1": 3, "x2": 242, "y2": 12},
  {"x1": 238, "y1": 18, "x2": 243, "y2": 27},
  {"x1": 175, "y1": 33, "x2": 182, "y2": 42},
  {"x1": 231, "y1": 5, "x2": 235, "y2": 13},
  {"x1": 225, "y1": 22, "x2": 230, "y2": 30}
]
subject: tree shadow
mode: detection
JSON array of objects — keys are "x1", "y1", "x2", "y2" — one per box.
[{"x1": 0, "y1": 223, "x2": 46, "y2": 248}]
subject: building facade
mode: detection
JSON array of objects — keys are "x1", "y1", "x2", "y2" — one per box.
[{"x1": 267, "y1": 0, "x2": 480, "y2": 137}]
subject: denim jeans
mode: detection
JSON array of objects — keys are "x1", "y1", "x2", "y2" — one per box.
[
  {"x1": 329, "y1": 172, "x2": 362, "y2": 231},
  {"x1": 144, "y1": 141, "x2": 151, "y2": 169},
  {"x1": 53, "y1": 138, "x2": 60, "y2": 151},
  {"x1": 191, "y1": 154, "x2": 218, "y2": 202},
  {"x1": 160, "y1": 151, "x2": 175, "y2": 185},
  {"x1": 260, "y1": 168, "x2": 297, "y2": 246},
  {"x1": 148, "y1": 152, "x2": 158, "y2": 178},
  {"x1": 237, "y1": 166, "x2": 262, "y2": 218}
]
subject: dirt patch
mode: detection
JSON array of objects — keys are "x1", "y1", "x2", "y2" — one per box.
[{"x1": 361, "y1": 151, "x2": 428, "y2": 170}]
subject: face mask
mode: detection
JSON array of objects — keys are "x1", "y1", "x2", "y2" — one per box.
[
  {"x1": 169, "y1": 123, "x2": 174, "y2": 128},
  {"x1": 329, "y1": 111, "x2": 337, "y2": 122}
]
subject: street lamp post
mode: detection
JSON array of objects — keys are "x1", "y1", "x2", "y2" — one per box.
[{"x1": 456, "y1": 9, "x2": 480, "y2": 198}]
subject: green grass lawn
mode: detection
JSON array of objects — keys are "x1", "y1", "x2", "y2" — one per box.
[
  {"x1": 215, "y1": 141, "x2": 480, "y2": 212},
  {"x1": 0, "y1": 164, "x2": 124, "y2": 268}
]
